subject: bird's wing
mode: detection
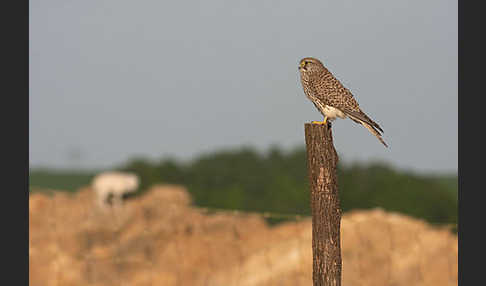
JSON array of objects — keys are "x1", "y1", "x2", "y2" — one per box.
[
  {"x1": 322, "y1": 88, "x2": 384, "y2": 134},
  {"x1": 307, "y1": 73, "x2": 387, "y2": 147},
  {"x1": 323, "y1": 90, "x2": 387, "y2": 147},
  {"x1": 341, "y1": 109, "x2": 384, "y2": 134}
]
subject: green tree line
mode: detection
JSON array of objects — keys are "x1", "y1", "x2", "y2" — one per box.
[
  {"x1": 112, "y1": 146, "x2": 457, "y2": 226},
  {"x1": 30, "y1": 146, "x2": 457, "y2": 226}
]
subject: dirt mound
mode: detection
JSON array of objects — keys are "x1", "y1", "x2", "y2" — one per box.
[{"x1": 30, "y1": 185, "x2": 457, "y2": 286}]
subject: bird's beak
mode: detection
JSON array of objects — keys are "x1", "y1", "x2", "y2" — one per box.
[{"x1": 299, "y1": 62, "x2": 306, "y2": 71}]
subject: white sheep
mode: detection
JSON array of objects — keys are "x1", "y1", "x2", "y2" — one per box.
[{"x1": 91, "y1": 171, "x2": 140, "y2": 209}]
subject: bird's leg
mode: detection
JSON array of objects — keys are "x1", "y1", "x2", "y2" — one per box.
[{"x1": 312, "y1": 116, "x2": 328, "y2": 125}]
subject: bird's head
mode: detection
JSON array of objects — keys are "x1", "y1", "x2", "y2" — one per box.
[{"x1": 298, "y1": 57, "x2": 325, "y2": 74}]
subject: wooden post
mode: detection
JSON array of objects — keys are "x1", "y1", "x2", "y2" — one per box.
[{"x1": 304, "y1": 123, "x2": 342, "y2": 286}]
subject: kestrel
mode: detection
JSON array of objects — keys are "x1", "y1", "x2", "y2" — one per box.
[{"x1": 298, "y1": 57, "x2": 388, "y2": 147}]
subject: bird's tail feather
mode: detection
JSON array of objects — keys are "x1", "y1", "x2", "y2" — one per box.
[
  {"x1": 361, "y1": 121, "x2": 388, "y2": 147},
  {"x1": 347, "y1": 114, "x2": 388, "y2": 147},
  {"x1": 345, "y1": 110, "x2": 384, "y2": 133}
]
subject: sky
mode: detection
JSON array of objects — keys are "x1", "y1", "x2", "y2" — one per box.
[{"x1": 29, "y1": 0, "x2": 457, "y2": 174}]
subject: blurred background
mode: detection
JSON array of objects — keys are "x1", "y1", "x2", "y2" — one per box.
[{"x1": 29, "y1": 0, "x2": 457, "y2": 285}]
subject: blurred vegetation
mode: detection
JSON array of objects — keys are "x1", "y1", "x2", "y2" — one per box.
[
  {"x1": 29, "y1": 169, "x2": 96, "y2": 193},
  {"x1": 30, "y1": 146, "x2": 457, "y2": 227}
]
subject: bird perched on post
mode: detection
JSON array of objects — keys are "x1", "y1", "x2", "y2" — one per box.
[{"x1": 298, "y1": 57, "x2": 388, "y2": 147}]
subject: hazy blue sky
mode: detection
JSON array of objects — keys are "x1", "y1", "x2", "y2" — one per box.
[{"x1": 29, "y1": 0, "x2": 457, "y2": 173}]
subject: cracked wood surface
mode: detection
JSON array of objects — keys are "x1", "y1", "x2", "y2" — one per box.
[{"x1": 304, "y1": 123, "x2": 341, "y2": 286}]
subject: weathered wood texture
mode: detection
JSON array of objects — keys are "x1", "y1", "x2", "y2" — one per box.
[{"x1": 304, "y1": 123, "x2": 342, "y2": 286}]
